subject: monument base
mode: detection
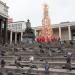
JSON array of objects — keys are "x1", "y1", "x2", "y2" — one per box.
[{"x1": 22, "y1": 38, "x2": 34, "y2": 44}]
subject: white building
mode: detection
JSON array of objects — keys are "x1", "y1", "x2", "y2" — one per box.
[
  {"x1": 8, "y1": 21, "x2": 75, "y2": 44},
  {"x1": 8, "y1": 21, "x2": 26, "y2": 44},
  {"x1": 36, "y1": 21, "x2": 75, "y2": 41}
]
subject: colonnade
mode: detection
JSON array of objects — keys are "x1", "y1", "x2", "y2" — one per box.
[
  {"x1": 59, "y1": 25, "x2": 71, "y2": 40},
  {"x1": 10, "y1": 31, "x2": 23, "y2": 44},
  {"x1": 9, "y1": 26, "x2": 72, "y2": 44}
]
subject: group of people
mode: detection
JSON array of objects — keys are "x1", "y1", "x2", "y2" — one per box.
[{"x1": 0, "y1": 56, "x2": 50, "y2": 75}]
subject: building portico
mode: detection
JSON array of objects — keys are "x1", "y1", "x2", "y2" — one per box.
[
  {"x1": 0, "y1": 1, "x2": 8, "y2": 44},
  {"x1": 35, "y1": 22, "x2": 75, "y2": 41},
  {"x1": 8, "y1": 21, "x2": 25, "y2": 44}
]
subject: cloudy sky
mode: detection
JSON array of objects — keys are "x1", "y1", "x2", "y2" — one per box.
[{"x1": 2, "y1": 0, "x2": 75, "y2": 27}]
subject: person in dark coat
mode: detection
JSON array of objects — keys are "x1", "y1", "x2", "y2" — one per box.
[
  {"x1": 15, "y1": 60, "x2": 23, "y2": 68},
  {"x1": 65, "y1": 52, "x2": 72, "y2": 70},
  {"x1": 44, "y1": 61, "x2": 49, "y2": 74},
  {"x1": 1, "y1": 59, "x2": 6, "y2": 68},
  {"x1": 0, "y1": 72, "x2": 3, "y2": 75},
  {"x1": 70, "y1": 41, "x2": 73, "y2": 47},
  {"x1": 17, "y1": 56, "x2": 22, "y2": 61},
  {"x1": 66, "y1": 52, "x2": 71, "y2": 64}
]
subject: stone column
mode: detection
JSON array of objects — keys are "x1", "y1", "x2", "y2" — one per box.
[
  {"x1": 15, "y1": 32, "x2": 17, "y2": 44},
  {"x1": 34, "y1": 29, "x2": 37, "y2": 37},
  {"x1": 59, "y1": 26, "x2": 62, "y2": 40},
  {"x1": 0, "y1": 19, "x2": 2, "y2": 43},
  {"x1": 3, "y1": 18, "x2": 8, "y2": 44},
  {"x1": 10, "y1": 31, "x2": 12, "y2": 44},
  {"x1": 68, "y1": 25, "x2": 71, "y2": 40},
  {"x1": 21, "y1": 32, "x2": 23, "y2": 42}
]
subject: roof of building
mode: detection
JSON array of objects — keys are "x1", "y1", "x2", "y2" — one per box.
[
  {"x1": 52, "y1": 21, "x2": 75, "y2": 28},
  {"x1": 9, "y1": 21, "x2": 25, "y2": 24},
  {"x1": 0, "y1": 0, "x2": 9, "y2": 8}
]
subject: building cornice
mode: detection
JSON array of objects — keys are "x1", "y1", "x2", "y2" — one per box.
[{"x1": 0, "y1": 0, "x2": 9, "y2": 8}]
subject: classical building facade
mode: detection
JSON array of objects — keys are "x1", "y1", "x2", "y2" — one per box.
[
  {"x1": 35, "y1": 22, "x2": 75, "y2": 41},
  {"x1": 8, "y1": 21, "x2": 26, "y2": 44},
  {"x1": 8, "y1": 21, "x2": 75, "y2": 44},
  {"x1": 7, "y1": 3, "x2": 75, "y2": 44},
  {"x1": 35, "y1": 3, "x2": 75, "y2": 41},
  {"x1": 8, "y1": 20, "x2": 37, "y2": 44},
  {"x1": 0, "y1": 1, "x2": 8, "y2": 44}
]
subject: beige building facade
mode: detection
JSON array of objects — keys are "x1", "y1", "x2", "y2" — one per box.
[
  {"x1": 8, "y1": 21, "x2": 75, "y2": 44},
  {"x1": 35, "y1": 22, "x2": 75, "y2": 41},
  {"x1": 8, "y1": 21, "x2": 26, "y2": 44}
]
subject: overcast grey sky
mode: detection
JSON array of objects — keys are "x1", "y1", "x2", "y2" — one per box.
[{"x1": 2, "y1": 0, "x2": 75, "y2": 27}]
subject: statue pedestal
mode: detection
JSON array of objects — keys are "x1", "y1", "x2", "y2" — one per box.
[{"x1": 22, "y1": 38, "x2": 33, "y2": 44}]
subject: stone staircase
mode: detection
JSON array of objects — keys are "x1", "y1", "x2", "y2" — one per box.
[{"x1": 0, "y1": 41, "x2": 75, "y2": 75}]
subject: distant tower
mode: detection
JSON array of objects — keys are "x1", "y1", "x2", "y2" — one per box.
[{"x1": 40, "y1": 3, "x2": 53, "y2": 36}]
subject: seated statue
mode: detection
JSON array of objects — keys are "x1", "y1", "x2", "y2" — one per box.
[
  {"x1": 1, "y1": 59, "x2": 6, "y2": 68},
  {"x1": 22, "y1": 19, "x2": 35, "y2": 44}
]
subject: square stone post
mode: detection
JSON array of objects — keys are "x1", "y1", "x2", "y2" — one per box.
[
  {"x1": 34, "y1": 29, "x2": 37, "y2": 37},
  {"x1": 59, "y1": 26, "x2": 62, "y2": 40},
  {"x1": 21, "y1": 32, "x2": 23, "y2": 42},
  {"x1": 15, "y1": 32, "x2": 17, "y2": 44},
  {"x1": 68, "y1": 25, "x2": 71, "y2": 40},
  {"x1": 3, "y1": 18, "x2": 8, "y2": 44},
  {"x1": 10, "y1": 31, "x2": 12, "y2": 44},
  {"x1": 0, "y1": 19, "x2": 2, "y2": 43}
]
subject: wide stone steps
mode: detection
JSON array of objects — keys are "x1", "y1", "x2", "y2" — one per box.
[
  {"x1": 0, "y1": 56, "x2": 75, "y2": 62},
  {"x1": 0, "y1": 43, "x2": 75, "y2": 75},
  {"x1": 4, "y1": 61, "x2": 75, "y2": 69},
  {"x1": 0, "y1": 66, "x2": 75, "y2": 75}
]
